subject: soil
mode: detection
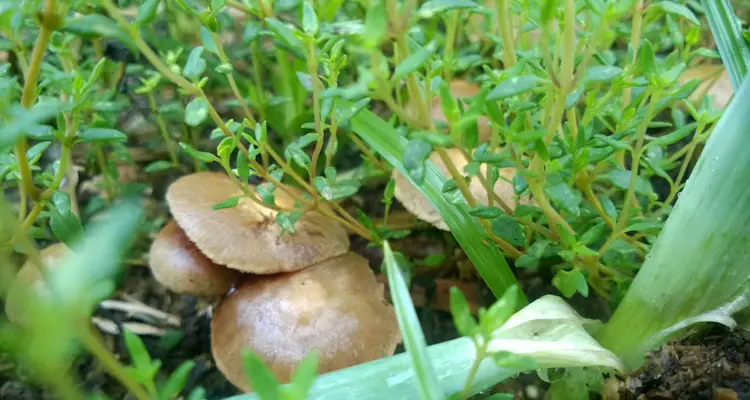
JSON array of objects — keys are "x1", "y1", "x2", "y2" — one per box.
[{"x1": 619, "y1": 328, "x2": 750, "y2": 400}]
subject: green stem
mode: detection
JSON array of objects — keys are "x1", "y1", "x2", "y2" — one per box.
[
  {"x1": 306, "y1": 39, "x2": 325, "y2": 199},
  {"x1": 147, "y1": 92, "x2": 179, "y2": 165},
  {"x1": 494, "y1": 0, "x2": 517, "y2": 67},
  {"x1": 459, "y1": 343, "x2": 486, "y2": 400},
  {"x1": 443, "y1": 11, "x2": 459, "y2": 81}
]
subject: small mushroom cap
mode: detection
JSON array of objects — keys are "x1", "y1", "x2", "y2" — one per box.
[
  {"x1": 411, "y1": 80, "x2": 493, "y2": 143},
  {"x1": 393, "y1": 149, "x2": 531, "y2": 230},
  {"x1": 210, "y1": 252, "x2": 401, "y2": 392},
  {"x1": 148, "y1": 220, "x2": 241, "y2": 296},
  {"x1": 680, "y1": 65, "x2": 732, "y2": 110},
  {"x1": 4, "y1": 243, "x2": 69, "y2": 325},
  {"x1": 393, "y1": 149, "x2": 469, "y2": 230},
  {"x1": 166, "y1": 172, "x2": 350, "y2": 274}
]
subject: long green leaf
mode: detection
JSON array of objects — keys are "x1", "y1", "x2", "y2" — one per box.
[
  {"x1": 341, "y1": 103, "x2": 526, "y2": 305},
  {"x1": 702, "y1": 0, "x2": 750, "y2": 89},
  {"x1": 599, "y1": 70, "x2": 750, "y2": 369},
  {"x1": 383, "y1": 242, "x2": 444, "y2": 400}
]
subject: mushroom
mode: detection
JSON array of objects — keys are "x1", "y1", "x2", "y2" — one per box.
[
  {"x1": 148, "y1": 220, "x2": 241, "y2": 296},
  {"x1": 679, "y1": 65, "x2": 732, "y2": 110},
  {"x1": 165, "y1": 172, "x2": 350, "y2": 274},
  {"x1": 393, "y1": 148, "x2": 531, "y2": 230},
  {"x1": 410, "y1": 80, "x2": 493, "y2": 143},
  {"x1": 210, "y1": 252, "x2": 401, "y2": 392},
  {"x1": 4, "y1": 243, "x2": 69, "y2": 325}
]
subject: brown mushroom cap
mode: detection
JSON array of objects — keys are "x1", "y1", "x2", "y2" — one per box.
[
  {"x1": 411, "y1": 80, "x2": 493, "y2": 143},
  {"x1": 4, "y1": 243, "x2": 69, "y2": 325},
  {"x1": 679, "y1": 65, "x2": 732, "y2": 110},
  {"x1": 210, "y1": 252, "x2": 401, "y2": 392},
  {"x1": 148, "y1": 220, "x2": 241, "y2": 296},
  {"x1": 393, "y1": 149, "x2": 531, "y2": 230},
  {"x1": 166, "y1": 172, "x2": 350, "y2": 274}
]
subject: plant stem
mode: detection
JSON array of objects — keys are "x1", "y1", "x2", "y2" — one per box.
[
  {"x1": 459, "y1": 343, "x2": 486, "y2": 400},
  {"x1": 306, "y1": 39, "x2": 325, "y2": 199},
  {"x1": 443, "y1": 11, "x2": 459, "y2": 81},
  {"x1": 494, "y1": 0, "x2": 517, "y2": 67},
  {"x1": 622, "y1": 0, "x2": 644, "y2": 109},
  {"x1": 147, "y1": 92, "x2": 179, "y2": 165},
  {"x1": 212, "y1": 32, "x2": 257, "y2": 126}
]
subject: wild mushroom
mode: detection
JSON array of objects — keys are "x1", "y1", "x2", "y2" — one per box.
[
  {"x1": 4, "y1": 243, "x2": 69, "y2": 325},
  {"x1": 679, "y1": 65, "x2": 732, "y2": 110},
  {"x1": 410, "y1": 80, "x2": 493, "y2": 142},
  {"x1": 165, "y1": 172, "x2": 350, "y2": 274},
  {"x1": 210, "y1": 252, "x2": 401, "y2": 392},
  {"x1": 148, "y1": 220, "x2": 241, "y2": 296},
  {"x1": 393, "y1": 148, "x2": 531, "y2": 230}
]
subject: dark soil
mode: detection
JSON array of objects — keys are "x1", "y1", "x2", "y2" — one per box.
[{"x1": 619, "y1": 328, "x2": 750, "y2": 400}]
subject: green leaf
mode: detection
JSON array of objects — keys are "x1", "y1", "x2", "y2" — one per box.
[
  {"x1": 363, "y1": 0, "x2": 387, "y2": 47},
  {"x1": 265, "y1": 18, "x2": 305, "y2": 58},
  {"x1": 645, "y1": 122, "x2": 697, "y2": 148},
  {"x1": 552, "y1": 269, "x2": 588, "y2": 298},
  {"x1": 124, "y1": 328, "x2": 154, "y2": 372},
  {"x1": 242, "y1": 350, "x2": 282, "y2": 400},
  {"x1": 513, "y1": 129, "x2": 547, "y2": 143},
  {"x1": 579, "y1": 222, "x2": 606, "y2": 246},
  {"x1": 64, "y1": 14, "x2": 137, "y2": 53},
  {"x1": 78, "y1": 128, "x2": 127, "y2": 143},
  {"x1": 161, "y1": 361, "x2": 195, "y2": 400},
  {"x1": 184, "y1": 98, "x2": 209, "y2": 127},
  {"x1": 276, "y1": 211, "x2": 303, "y2": 234},
  {"x1": 183, "y1": 47, "x2": 206, "y2": 81},
  {"x1": 490, "y1": 215, "x2": 525, "y2": 248},
  {"x1": 649, "y1": 1, "x2": 700, "y2": 26},
  {"x1": 179, "y1": 142, "x2": 218, "y2": 163},
  {"x1": 136, "y1": 0, "x2": 161, "y2": 25},
  {"x1": 286, "y1": 352, "x2": 319, "y2": 400},
  {"x1": 701, "y1": 0, "x2": 749, "y2": 90},
  {"x1": 584, "y1": 65, "x2": 623, "y2": 82},
  {"x1": 392, "y1": 42, "x2": 436, "y2": 81},
  {"x1": 285, "y1": 144, "x2": 311, "y2": 168},
  {"x1": 302, "y1": 2, "x2": 318, "y2": 35},
  {"x1": 469, "y1": 206, "x2": 504, "y2": 219},
  {"x1": 144, "y1": 160, "x2": 173, "y2": 173},
  {"x1": 486, "y1": 76, "x2": 541, "y2": 100},
  {"x1": 313, "y1": 177, "x2": 360, "y2": 201},
  {"x1": 450, "y1": 287, "x2": 478, "y2": 336},
  {"x1": 212, "y1": 195, "x2": 243, "y2": 210},
  {"x1": 200, "y1": 26, "x2": 219, "y2": 55},
  {"x1": 545, "y1": 177, "x2": 582, "y2": 216},
  {"x1": 26, "y1": 141, "x2": 51, "y2": 164},
  {"x1": 383, "y1": 242, "x2": 445, "y2": 400},
  {"x1": 598, "y1": 170, "x2": 654, "y2": 196},
  {"x1": 417, "y1": 0, "x2": 479, "y2": 18},
  {"x1": 482, "y1": 286, "x2": 520, "y2": 332},
  {"x1": 211, "y1": 0, "x2": 226, "y2": 11},
  {"x1": 49, "y1": 192, "x2": 84, "y2": 247},
  {"x1": 637, "y1": 40, "x2": 658, "y2": 82},
  {"x1": 342, "y1": 102, "x2": 525, "y2": 303}
]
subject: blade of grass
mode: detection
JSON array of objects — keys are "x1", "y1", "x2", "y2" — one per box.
[
  {"x1": 227, "y1": 337, "x2": 510, "y2": 400},
  {"x1": 702, "y1": 0, "x2": 750, "y2": 89},
  {"x1": 382, "y1": 241, "x2": 444, "y2": 400},
  {"x1": 598, "y1": 71, "x2": 750, "y2": 369},
  {"x1": 340, "y1": 103, "x2": 526, "y2": 305}
]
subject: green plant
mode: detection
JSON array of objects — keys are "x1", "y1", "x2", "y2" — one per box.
[{"x1": 2, "y1": 0, "x2": 748, "y2": 399}]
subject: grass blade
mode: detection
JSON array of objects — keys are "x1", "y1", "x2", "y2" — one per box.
[
  {"x1": 702, "y1": 0, "x2": 750, "y2": 89},
  {"x1": 227, "y1": 337, "x2": 510, "y2": 400},
  {"x1": 598, "y1": 70, "x2": 750, "y2": 369},
  {"x1": 341, "y1": 103, "x2": 526, "y2": 305},
  {"x1": 382, "y1": 241, "x2": 444, "y2": 400}
]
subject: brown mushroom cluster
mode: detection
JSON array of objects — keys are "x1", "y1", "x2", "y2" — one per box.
[{"x1": 149, "y1": 172, "x2": 401, "y2": 392}]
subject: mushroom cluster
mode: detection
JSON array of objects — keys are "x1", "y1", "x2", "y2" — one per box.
[{"x1": 149, "y1": 172, "x2": 401, "y2": 392}]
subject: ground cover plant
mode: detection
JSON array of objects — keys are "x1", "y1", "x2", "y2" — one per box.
[{"x1": 1, "y1": 0, "x2": 750, "y2": 399}]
